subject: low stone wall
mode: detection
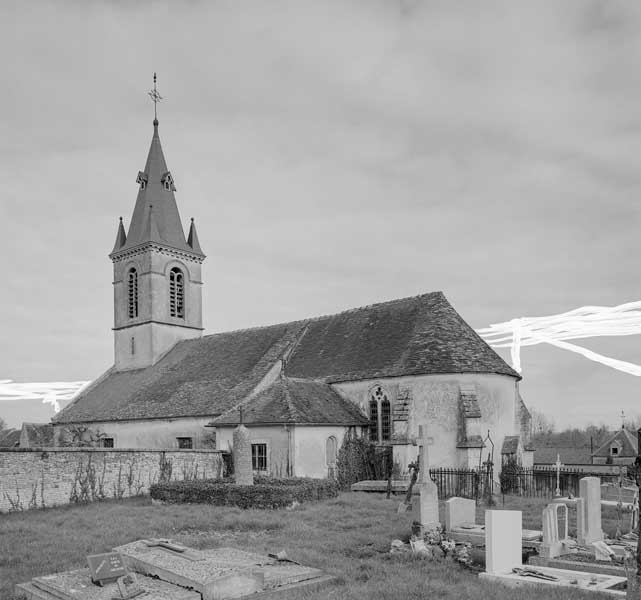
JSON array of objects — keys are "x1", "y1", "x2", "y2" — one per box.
[{"x1": 0, "y1": 448, "x2": 225, "y2": 513}]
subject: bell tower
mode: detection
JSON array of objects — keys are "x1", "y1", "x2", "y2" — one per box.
[{"x1": 109, "y1": 75, "x2": 205, "y2": 371}]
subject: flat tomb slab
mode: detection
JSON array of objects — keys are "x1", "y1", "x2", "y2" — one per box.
[
  {"x1": 115, "y1": 541, "x2": 264, "y2": 600},
  {"x1": 529, "y1": 555, "x2": 625, "y2": 578},
  {"x1": 479, "y1": 566, "x2": 626, "y2": 597},
  {"x1": 198, "y1": 548, "x2": 325, "y2": 589},
  {"x1": 350, "y1": 480, "x2": 408, "y2": 493},
  {"x1": 22, "y1": 568, "x2": 199, "y2": 600}
]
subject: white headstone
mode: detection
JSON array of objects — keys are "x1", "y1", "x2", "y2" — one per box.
[
  {"x1": 485, "y1": 510, "x2": 522, "y2": 575},
  {"x1": 578, "y1": 477, "x2": 603, "y2": 545},
  {"x1": 445, "y1": 497, "x2": 476, "y2": 531},
  {"x1": 540, "y1": 502, "x2": 568, "y2": 559}
]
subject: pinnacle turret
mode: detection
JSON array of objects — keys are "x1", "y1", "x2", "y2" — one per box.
[
  {"x1": 187, "y1": 218, "x2": 204, "y2": 255},
  {"x1": 111, "y1": 217, "x2": 127, "y2": 253}
]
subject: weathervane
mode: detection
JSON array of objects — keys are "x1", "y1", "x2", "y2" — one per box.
[{"x1": 148, "y1": 72, "x2": 163, "y2": 122}]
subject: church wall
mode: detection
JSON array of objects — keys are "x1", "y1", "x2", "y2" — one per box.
[
  {"x1": 293, "y1": 425, "x2": 346, "y2": 479},
  {"x1": 0, "y1": 448, "x2": 224, "y2": 514},
  {"x1": 331, "y1": 373, "x2": 519, "y2": 474},
  {"x1": 217, "y1": 425, "x2": 293, "y2": 478},
  {"x1": 53, "y1": 417, "x2": 214, "y2": 449},
  {"x1": 216, "y1": 424, "x2": 347, "y2": 478}
]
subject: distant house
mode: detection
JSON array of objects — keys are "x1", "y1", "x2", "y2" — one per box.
[
  {"x1": 592, "y1": 428, "x2": 638, "y2": 465},
  {"x1": 19, "y1": 423, "x2": 54, "y2": 448},
  {"x1": 0, "y1": 429, "x2": 21, "y2": 448},
  {"x1": 534, "y1": 445, "x2": 594, "y2": 466}
]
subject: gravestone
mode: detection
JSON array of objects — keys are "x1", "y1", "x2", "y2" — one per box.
[
  {"x1": 540, "y1": 502, "x2": 570, "y2": 559},
  {"x1": 233, "y1": 424, "x2": 253, "y2": 486},
  {"x1": 411, "y1": 425, "x2": 439, "y2": 532},
  {"x1": 577, "y1": 477, "x2": 603, "y2": 545},
  {"x1": 86, "y1": 552, "x2": 127, "y2": 586},
  {"x1": 445, "y1": 497, "x2": 476, "y2": 532},
  {"x1": 484, "y1": 510, "x2": 522, "y2": 575}
]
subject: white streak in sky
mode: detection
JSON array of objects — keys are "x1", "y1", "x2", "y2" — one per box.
[
  {"x1": 0, "y1": 380, "x2": 91, "y2": 412},
  {"x1": 477, "y1": 301, "x2": 641, "y2": 376}
]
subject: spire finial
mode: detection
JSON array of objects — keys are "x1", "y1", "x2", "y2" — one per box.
[{"x1": 148, "y1": 72, "x2": 163, "y2": 125}]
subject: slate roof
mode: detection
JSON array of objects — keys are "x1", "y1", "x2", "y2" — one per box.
[
  {"x1": 20, "y1": 423, "x2": 54, "y2": 447},
  {"x1": 284, "y1": 292, "x2": 520, "y2": 382},
  {"x1": 592, "y1": 429, "x2": 638, "y2": 458},
  {"x1": 212, "y1": 378, "x2": 369, "y2": 426},
  {"x1": 54, "y1": 321, "x2": 306, "y2": 423},
  {"x1": 0, "y1": 428, "x2": 21, "y2": 447},
  {"x1": 501, "y1": 435, "x2": 520, "y2": 454},
  {"x1": 534, "y1": 446, "x2": 593, "y2": 465},
  {"x1": 54, "y1": 291, "x2": 519, "y2": 424}
]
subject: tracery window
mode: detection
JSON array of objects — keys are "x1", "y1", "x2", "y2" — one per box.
[
  {"x1": 128, "y1": 268, "x2": 138, "y2": 318},
  {"x1": 369, "y1": 385, "x2": 391, "y2": 442},
  {"x1": 369, "y1": 397, "x2": 379, "y2": 441},
  {"x1": 169, "y1": 267, "x2": 184, "y2": 318}
]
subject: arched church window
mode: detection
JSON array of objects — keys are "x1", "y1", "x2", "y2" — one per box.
[
  {"x1": 370, "y1": 385, "x2": 391, "y2": 442},
  {"x1": 381, "y1": 397, "x2": 391, "y2": 441},
  {"x1": 169, "y1": 267, "x2": 185, "y2": 318},
  {"x1": 369, "y1": 398, "x2": 379, "y2": 442},
  {"x1": 128, "y1": 268, "x2": 138, "y2": 318}
]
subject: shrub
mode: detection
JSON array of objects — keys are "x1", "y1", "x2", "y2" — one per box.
[{"x1": 149, "y1": 476, "x2": 339, "y2": 509}]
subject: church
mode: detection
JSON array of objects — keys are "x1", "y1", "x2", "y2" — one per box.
[{"x1": 53, "y1": 111, "x2": 533, "y2": 478}]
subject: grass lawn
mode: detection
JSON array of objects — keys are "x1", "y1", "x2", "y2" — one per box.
[{"x1": 0, "y1": 492, "x2": 630, "y2": 600}]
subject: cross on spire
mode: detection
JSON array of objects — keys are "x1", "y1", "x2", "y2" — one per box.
[{"x1": 148, "y1": 72, "x2": 163, "y2": 124}]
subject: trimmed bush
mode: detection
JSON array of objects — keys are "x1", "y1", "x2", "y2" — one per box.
[{"x1": 149, "y1": 476, "x2": 339, "y2": 509}]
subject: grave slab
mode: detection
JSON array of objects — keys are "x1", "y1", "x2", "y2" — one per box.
[
  {"x1": 114, "y1": 541, "x2": 264, "y2": 600},
  {"x1": 20, "y1": 568, "x2": 199, "y2": 600},
  {"x1": 528, "y1": 555, "x2": 626, "y2": 578},
  {"x1": 479, "y1": 565, "x2": 626, "y2": 597}
]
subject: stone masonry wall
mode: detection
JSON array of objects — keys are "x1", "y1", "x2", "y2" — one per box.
[{"x1": 0, "y1": 448, "x2": 225, "y2": 513}]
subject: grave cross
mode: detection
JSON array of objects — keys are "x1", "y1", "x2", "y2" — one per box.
[
  {"x1": 417, "y1": 425, "x2": 434, "y2": 484},
  {"x1": 554, "y1": 454, "x2": 563, "y2": 498}
]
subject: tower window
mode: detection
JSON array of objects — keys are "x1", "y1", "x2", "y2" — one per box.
[
  {"x1": 169, "y1": 267, "x2": 185, "y2": 318},
  {"x1": 136, "y1": 171, "x2": 148, "y2": 190},
  {"x1": 161, "y1": 171, "x2": 175, "y2": 191},
  {"x1": 128, "y1": 268, "x2": 138, "y2": 318}
]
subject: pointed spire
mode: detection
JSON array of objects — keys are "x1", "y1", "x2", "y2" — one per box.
[
  {"x1": 117, "y1": 119, "x2": 195, "y2": 254},
  {"x1": 187, "y1": 218, "x2": 204, "y2": 255},
  {"x1": 111, "y1": 217, "x2": 127, "y2": 253},
  {"x1": 140, "y1": 204, "x2": 162, "y2": 244}
]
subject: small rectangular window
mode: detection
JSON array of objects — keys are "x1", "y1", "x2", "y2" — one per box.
[
  {"x1": 611, "y1": 446, "x2": 619, "y2": 455},
  {"x1": 252, "y1": 443, "x2": 267, "y2": 471},
  {"x1": 102, "y1": 438, "x2": 114, "y2": 448},
  {"x1": 177, "y1": 437, "x2": 193, "y2": 449}
]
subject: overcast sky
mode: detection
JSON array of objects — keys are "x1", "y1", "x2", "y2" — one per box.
[{"x1": 1, "y1": 0, "x2": 640, "y2": 430}]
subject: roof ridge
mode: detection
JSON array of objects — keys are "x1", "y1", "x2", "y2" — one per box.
[{"x1": 200, "y1": 291, "x2": 446, "y2": 341}]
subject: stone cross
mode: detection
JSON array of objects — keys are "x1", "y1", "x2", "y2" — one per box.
[
  {"x1": 554, "y1": 454, "x2": 563, "y2": 498},
  {"x1": 417, "y1": 425, "x2": 433, "y2": 483},
  {"x1": 411, "y1": 424, "x2": 439, "y2": 532}
]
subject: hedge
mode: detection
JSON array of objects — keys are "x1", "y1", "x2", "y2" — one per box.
[{"x1": 149, "y1": 476, "x2": 339, "y2": 509}]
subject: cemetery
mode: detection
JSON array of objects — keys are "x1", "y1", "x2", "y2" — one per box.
[{"x1": 4, "y1": 423, "x2": 641, "y2": 600}]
